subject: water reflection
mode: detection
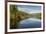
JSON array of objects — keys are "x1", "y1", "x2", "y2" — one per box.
[{"x1": 18, "y1": 18, "x2": 41, "y2": 28}]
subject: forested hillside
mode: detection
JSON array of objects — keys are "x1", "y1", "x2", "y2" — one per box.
[{"x1": 10, "y1": 5, "x2": 32, "y2": 29}]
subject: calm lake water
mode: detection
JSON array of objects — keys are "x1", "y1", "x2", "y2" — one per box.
[{"x1": 18, "y1": 18, "x2": 41, "y2": 28}]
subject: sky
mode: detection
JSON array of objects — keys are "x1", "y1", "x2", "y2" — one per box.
[{"x1": 17, "y1": 5, "x2": 41, "y2": 14}]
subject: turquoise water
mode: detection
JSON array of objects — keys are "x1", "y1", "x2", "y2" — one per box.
[{"x1": 18, "y1": 18, "x2": 41, "y2": 28}]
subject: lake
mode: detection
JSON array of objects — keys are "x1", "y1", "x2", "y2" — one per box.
[{"x1": 18, "y1": 18, "x2": 41, "y2": 28}]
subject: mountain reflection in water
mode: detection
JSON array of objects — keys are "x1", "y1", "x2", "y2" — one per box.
[{"x1": 18, "y1": 18, "x2": 41, "y2": 28}]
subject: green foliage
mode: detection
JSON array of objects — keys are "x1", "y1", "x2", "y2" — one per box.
[
  {"x1": 10, "y1": 5, "x2": 18, "y2": 14},
  {"x1": 35, "y1": 13, "x2": 41, "y2": 19}
]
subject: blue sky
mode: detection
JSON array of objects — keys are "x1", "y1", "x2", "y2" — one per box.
[{"x1": 16, "y1": 5, "x2": 41, "y2": 14}]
